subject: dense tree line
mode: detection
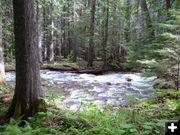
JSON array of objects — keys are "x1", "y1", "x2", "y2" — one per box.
[
  {"x1": 2, "y1": 0, "x2": 179, "y2": 68},
  {"x1": 0, "y1": 0, "x2": 179, "y2": 81},
  {"x1": 0, "y1": 0, "x2": 179, "y2": 66}
]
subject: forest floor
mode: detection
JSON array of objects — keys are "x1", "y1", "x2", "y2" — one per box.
[{"x1": 0, "y1": 83, "x2": 179, "y2": 135}]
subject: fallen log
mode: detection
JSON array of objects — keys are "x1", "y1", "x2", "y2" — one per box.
[
  {"x1": 41, "y1": 66, "x2": 75, "y2": 72},
  {"x1": 42, "y1": 66, "x2": 104, "y2": 75},
  {"x1": 5, "y1": 65, "x2": 122, "y2": 75},
  {"x1": 5, "y1": 66, "x2": 15, "y2": 72},
  {"x1": 62, "y1": 64, "x2": 79, "y2": 71},
  {"x1": 72, "y1": 69, "x2": 104, "y2": 75}
]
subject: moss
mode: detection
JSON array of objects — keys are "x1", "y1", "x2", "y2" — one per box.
[
  {"x1": 0, "y1": 83, "x2": 10, "y2": 92},
  {"x1": 13, "y1": 101, "x2": 21, "y2": 119},
  {"x1": 0, "y1": 69, "x2": 5, "y2": 84},
  {"x1": 47, "y1": 88, "x2": 64, "y2": 95},
  {"x1": 36, "y1": 98, "x2": 47, "y2": 112},
  {"x1": 154, "y1": 79, "x2": 176, "y2": 89}
]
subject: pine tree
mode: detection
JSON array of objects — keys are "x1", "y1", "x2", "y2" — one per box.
[{"x1": 7, "y1": 0, "x2": 43, "y2": 118}]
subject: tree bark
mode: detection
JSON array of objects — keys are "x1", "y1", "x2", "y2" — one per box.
[
  {"x1": 166, "y1": 0, "x2": 171, "y2": 11},
  {"x1": 140, "y1": 0, "x2": 155, "y2": 40},
  {"x1": 125, "y1": 0, "x2": 131, "y2": 43},
  {"x1": 62, "y1": 5, "x2": 68, "y2": 58},
  {"x1": 67, "y1": 1, "x2": 72, "y2": 56},
  {"x1": 42, "y1": 0, "x2": 47, "y2": 60},
  {"x1": 87, "y1": 0, "x2": 96, "y2": 67},
  {"x1": 102, "y1": 0, "x2": 109, "y2": 70},
  {"x1": 72, "y1": 0, "x2": 78, "y2": 62},
  {"x1": 0, "y1": 13, "x2": 5, "y2": 84},
  {"x1": 36, "y1": 0, "x2": 43, "y2": 63},
  {"x1": 166, "y1": 0, "x2": 171, "y2": 19},
  {"x1": 8, "y1": 0, "x2": 43, "y2": 118},
  {"x1": 177, "y1": 57, "x2": 179, "y2": 91},
  {"x1": 47, "y1": 2, "x2": 54, "y2": 63}
]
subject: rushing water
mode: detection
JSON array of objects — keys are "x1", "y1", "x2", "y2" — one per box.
[{"x1": 5, "y1": 70, "x2": 156, "y2": 110}]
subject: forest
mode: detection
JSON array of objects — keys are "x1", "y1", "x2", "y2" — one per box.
[{"x1": 0, "y1": 0, "x2": 180, "y2": 134}]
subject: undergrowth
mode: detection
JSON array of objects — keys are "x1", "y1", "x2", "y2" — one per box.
[{"x1": 0, "y1": 89, "x2": 179, "y2": 135}]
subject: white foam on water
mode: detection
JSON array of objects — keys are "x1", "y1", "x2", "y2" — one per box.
[{"x1": 5, "y1": 70, "x2": 156, "y2": 109}]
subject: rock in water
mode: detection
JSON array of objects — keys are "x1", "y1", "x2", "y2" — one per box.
[
  {"x1": 106, "y1": 82, "x2": 112, "y2": 85},
  {"x1": 126, "y1": 77, "x2": 132, "y2": 82}
]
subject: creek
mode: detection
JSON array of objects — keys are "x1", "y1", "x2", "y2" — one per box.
[{"x1": 5, "y1": 70, "x2": 156, "y2": 110}]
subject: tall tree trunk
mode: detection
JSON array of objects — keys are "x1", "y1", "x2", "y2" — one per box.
[
  {"x1": 102, "y1": 0, "x2": 109, "y2": 70},
  {"x1": 62, "y1": 5, "x2": 68, "y2": 58},
  {"x1": 0, "y1": 13, "x2": 5, "y2": 84},
  {"x1": 47, "y1": 2, "x2": 54, "y2": 63},
  {"x1": 87, "y1": 0, "x2": 96, "y2": 67},
  {"x1": 125, "y1": 0, "x2": 131, "y2": 43},
  {"x1": 8, "y1": 0, "x2": 42, "y2": 118},
  {"x1": 177, "y1": 57, "x2": 179, "y2": 91},
  {"x1": 166, "y1": 0, "x2": 171, "y2": 11},
  {"x1": 166, "y1": 0, "x2": 171, "y2": 19},
  {"x1": 36, "y1": 0, "x2": 43, "y2": 63},
  {"x1": 72, "y1": 0, "x2": 78, "y2": 62},
  {"x1": 55, "y1": 18, "x2": 61, "y2": 59},
  {"x1": 67, "y1": 1, "x2": 72, "y2": 56},
  {"x1": 140, "y1": 0, "x2": 155, "y2": 40},
  {"x1": 42, "y1": 0, "x2": 47, "y2": 60}
]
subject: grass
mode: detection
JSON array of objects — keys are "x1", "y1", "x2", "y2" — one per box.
[{"x1": 0, "y1": 88, "x2": 179, "y2": 135}]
